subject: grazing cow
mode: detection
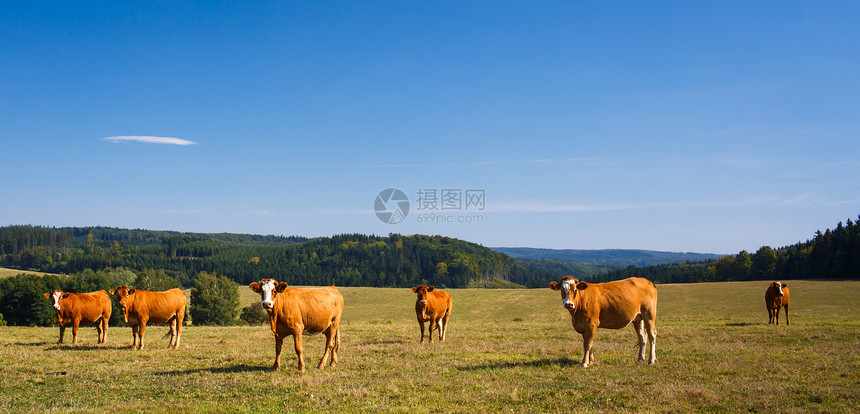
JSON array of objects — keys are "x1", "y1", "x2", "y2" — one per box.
[
  {"x1": 110, "y1": 286, "x2": 186, "y2": 349},
  {"x1": 765, "y1": 281, "x2": 790, "y2": 326},
  {"x1": 411, "y1": 285, "x2": 452, "y2": 343},
  {"x1": 549, "y1": 276, "x2": 658, "y2": 368},
  {"x1": 43, "y1": 290, "x2": 112, "y2": 345},
  {"x1": 249, "y1": 279, "x2": 344, "y2": 371}
]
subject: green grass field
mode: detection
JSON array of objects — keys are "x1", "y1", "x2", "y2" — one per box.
[
  {"x1": 0, "y1": 267, "x2": 61, "y2": 279},
  {"x1": 1, "y1": 280, "x2": 858, "y2": 413}
]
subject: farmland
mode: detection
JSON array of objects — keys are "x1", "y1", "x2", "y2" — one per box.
[
  {"x1": 0, "y1": 267, "x2": 60, "y2": 279},
  {"x1": 1, "y1": 280, "x2": 858, "y2": 413}
]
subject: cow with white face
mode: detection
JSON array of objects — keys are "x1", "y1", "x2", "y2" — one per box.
[
  {"x1": 411, "y1": 285, "x2": 452, "y2": 343},
  {"x1": 43, "y1": 290, "x2": 112, "y2": 345},
  {"x1": 765, "y1": 281, "x2": 790, "y2": 325},
  {"x1": 249, "y1": 279, "x2": 344, "y2": 371},
  {"x1": 549, "y1": 276, "x2": 658, "y2": 368}
]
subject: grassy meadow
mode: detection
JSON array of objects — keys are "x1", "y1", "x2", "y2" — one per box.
[
  {"x1": 0, "y1": 267, "x2": 60, "y2": 278},
  {"x1": 1, "y1": 280, "x2": 858, "y2": 413}
]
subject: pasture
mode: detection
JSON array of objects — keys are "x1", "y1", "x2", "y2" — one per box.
[
  {"x1": 0, "y1": 267, "x2": 60, "y2": 279},
  {"x1": 1, "y1": 280, "x2": 858, "y2": 413}
]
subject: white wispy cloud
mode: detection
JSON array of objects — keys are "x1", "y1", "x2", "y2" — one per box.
[{"x1": 104, "y1": 136, "x2": 198, "y2": 146}]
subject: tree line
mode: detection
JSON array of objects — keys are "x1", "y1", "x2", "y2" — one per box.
[
  {"x1": 0, "y1": 227, "x2": 551, "y2": 288},
  {"x1": 598, "y1": 215, "x2": 860, "y2": 283},
  {"x1": 0, "y1": 267, "x2": 258, "y2": 327},
  {"x1": 2, "y1": 213, "x2": 857, "y2": 301}
]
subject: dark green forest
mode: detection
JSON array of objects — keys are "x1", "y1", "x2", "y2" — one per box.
[
  {"x1": 2, "y1": 215, "x2": 859, "y2": 291},
  {"x1": 597, "y1": 215, "x2": 860, "y2": 284},
  {"x1": 0, "y1": 226, "x2": 552, "y2": 288}
]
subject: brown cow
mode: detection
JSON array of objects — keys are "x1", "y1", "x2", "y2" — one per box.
[
  {"x1": 549, "y1": 276, "x2": 658, "y2": 368},
  {"x1": 411, "y1": 285, "x2": 452, "y2": 343},
  {"x1": 110, "y1": 286, "x2": 186, "y2": 349},
  {"x1": 43, "y1": 290, "x2": 112, "y2": 345},
  {"x1": 249, "y1": 279, "x2": 344, "y2": 371},
  {"x1": 765, "y1": 281, "x2": 790, "y2": 326}
]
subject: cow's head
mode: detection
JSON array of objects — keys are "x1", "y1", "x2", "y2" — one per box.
[
  {"x1": 43, "y1": 290, "x2": 67, "y2": 312},
  {"x1": 412, "y1": 285, "x2": 435, "y2": 317},
  {"x1": 110, "y1": 286, "x2": 136, "y2": 312},
  {"x1": 412, "y1": 285, "x2": 435, "y2": 305},
  {"x1": 549, "y1": 276, "x2": 585, "y2": 310},
  {"x1": 249, "y1": 279, "x2": 288, "y2": 310},
  {"x1": 770, "y1": 281, "x2": 787, "y2": 297}
]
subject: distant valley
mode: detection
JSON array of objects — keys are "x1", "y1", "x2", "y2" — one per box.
[{"x1": 491, "y1": 247, "x2": 724, "y2": 267}]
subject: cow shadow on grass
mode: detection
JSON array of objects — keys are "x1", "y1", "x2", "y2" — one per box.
[
  {"x1": 725, "y1": 322, "x2": 761, "y2": 327},
  {"x1": 457, "y1": 357, "x2": 579, "y2": 371},
  {"x1": 154, "y1": 364, "x2": 272, "y2": 376},
  {"x1": 45, "y1": 344, "x2": 124, "y2": 351},
  {"x1": 6, "y1": 342, "x2": 50, "y2": 347}
]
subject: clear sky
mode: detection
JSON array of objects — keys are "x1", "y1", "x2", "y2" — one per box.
[{"x1": 2, "y1": 1, "x2": 858, "y2": 254}]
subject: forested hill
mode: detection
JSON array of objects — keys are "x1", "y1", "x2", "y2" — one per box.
[
  {"x1": 0, "y1": 226, "x2": 551, "y2": 288},
  {"x1": 492, "y1": 247, "x2": 723, "y2": 266},
  {"x1": 594, "y1": 215, "x2": 860, "y2": 284},
  {"x1": 54, "y1": 226, "x2": 308, "y2": 246}
]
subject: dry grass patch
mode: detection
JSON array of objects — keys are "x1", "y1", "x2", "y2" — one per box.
[{"x1": 0, "y1": 267, "x2": 61, "y2": 279}]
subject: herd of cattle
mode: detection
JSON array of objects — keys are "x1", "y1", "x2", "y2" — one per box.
[{"x1": 40, "y1": 277, "x2": 793, "y2": 371}]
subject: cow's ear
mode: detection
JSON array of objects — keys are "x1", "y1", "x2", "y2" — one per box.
[
  {"x1": 109, "y1": 289, "x2": 114, "y2": 295},
  {"x1": 128, "y1": 289, "x2": 135, "y2": 295},
  {"x1": 43, "y1": 292, "x2": 51, "y2": 299},
  {"x1": 428, "y1": 286, "x2": 435, "y2": 292},
  {"x1": 576, "y1": 282, "x2": 588, "y2": 290},
  {"x1": 781, "y1": 283, "x2": 788, "y2": 288},
  {"x1": 411, "y1": 287, "x2": 418, "y2": 293},
  {"x1": 548, "y1": 282, "x2": 559, "y2": 290},
  {"x1": 276, "y1": 282, "x2": 289, "y2": 292},
  {"x1": 61, "y1": 293, "x2": 70, "y2": 299},
  {"x1": 249, "y1": 282, "x2": 260, "y2": 293}
]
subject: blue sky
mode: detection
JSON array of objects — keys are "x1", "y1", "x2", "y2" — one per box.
[{"x1": 1, "y1": 1, "x2": 858, "y2": 254}]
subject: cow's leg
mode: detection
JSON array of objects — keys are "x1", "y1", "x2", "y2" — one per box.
[
  {"x1": 326, "y1": 316, "x2": 342, "y2": 368},
  {"x1": 167, "y1": 317, "x2": 178, "y2": 349},
  {"x1": 130, "y1": 324, "x2": 139, "y2": 349},
  {"x1": 767, "y1": 307, "x2": 773, "y2": 324},
  {"x1": 784, "y1": 304, "x2": 790, "y2": 326},
  {"x1": 273, "y1": 335, "x2": 283, "y2": 370},
  {"x1": 318, "y1": 329, "x2": 334, "y2": 370},
  {"x1": 774, "y1": 306, "x2": 780, "y2": 326},
  {"x1": 138, "y1": 320, "x2": 148, "y2": 350},
  {"x1": 293, "y1": 332, "x2": 306, "y2": 372},
  {"x1": 418, "y1": 319, "x2": 426, "y2": 343},
  {"x1": 99, "y1": 316, "x2": 108, "y2": 343},
  {"x1": 633, "y1": 317, "x2": 647, "y2": 362},
  {"x1": 174, "y1": 307, "x2": 185, "y2": 348},
  {"x1": 71, "y1": 318, "x2": 80, "y2": 345},
  {"x1": 58, "y1": 324, "x2": 65, "y2": 344},
  {"x1": 95, "y1": 317, "x2": 104, "y2": 344},
  {"x1": 645, "y1": 318, "x2": 657, "y2": 365},
  {"x1": 440, "y1": 312, "x2": 450, "y2": 341},
  {"x1": 331, "y1": 328, "x2": 340, "y2": 367},
  {"x1": 581, "y1": 328, "x2": 596, "y2": 368},
  {"x1": 428, "y1": 318, "x2": 437, "y2": 343}
]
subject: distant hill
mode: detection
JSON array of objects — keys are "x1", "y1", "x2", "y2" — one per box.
[
  {"x1": 0, "y1": 226, "x2": 549, "y2": 288},
  {"x1": 491, "y1": 247, "x2": 724, "y2": 267}
]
